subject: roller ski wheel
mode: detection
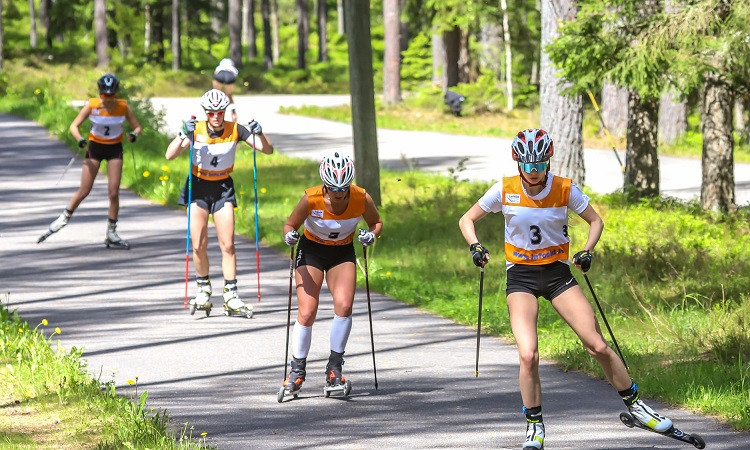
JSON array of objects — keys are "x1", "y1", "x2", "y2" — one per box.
[
  {"x1": 37, "y1": 230, "x2": 54, "y2": 244},
  {"x1": 276, "y1": 385, "x2": 301, "y2": 403},
  {"x1": 323, "y1": 379, "x2": 352, "y2": 398},
  {"x1": 223, "y1": 302, "x2": 253, "y2": 319},
  {"x1": 104, "y1": 237, "x2": 131, "y2": 250},
  {"x1": 619, "y1": 412, "x2": 705, "y2": 449},
  {"x1": 188, "y1": 301, "x2": 212, "y2": 317}
]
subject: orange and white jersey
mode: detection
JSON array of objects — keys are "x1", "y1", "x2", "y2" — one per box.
[
  {"x1": 192, "y1": 121, "x2": 239, "y2": 181},
  {"x1": 478, "y1": 174, "x2": 589, "y2": 268},
  {"x1": 303, "y1": 185, "x2": 367, "y2": 245},
  {"x1": 88, "y1": 98, "x2": 127, "y2": 144}
]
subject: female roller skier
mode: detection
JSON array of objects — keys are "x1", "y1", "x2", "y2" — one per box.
[
  {"x1": 39, "y1": 73, "x2": 141, "y2": 249},
  {"x1": 165, "y1": 89, "x2": 273, "y2": 318},
  {"x1": 279, "y1": 151, "x2": 382, "y2": 397},
  {"x1": 458, "y1": 128, "x2": 672, "y2": 450}
]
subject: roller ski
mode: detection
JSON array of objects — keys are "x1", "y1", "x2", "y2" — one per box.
[
  {"x1": 323, "y1": 350, "x2": 352, "y2": 398},
  {"x1": 276, "y1": 357, "x2": 306, "y2": 402},
  {"x1": 104, "y1": 221, "x2": 130, "y2": 250},
  {"x1": 619, "y1": 400, "x2": 705, "y2": 449},
  {"x1": 188, "y1": 280, "x2": 212, "y2": 317},
  {"x1": 522, "y1": 422, "x2": 545, "y2": 450},
  {"x1": 38, "y1": 210, "x2": 71, "y2": 243},
  {"x1": 222, "y1": 288, "x2": 253, "y2": 318}
]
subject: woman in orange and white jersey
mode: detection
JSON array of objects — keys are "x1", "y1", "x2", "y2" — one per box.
[
  {"x1": 459, "y1": 129, "x2": 671, "y2": 450},
  {"x1": 165, "y1": 89, "x2": 273, "y2": 318},
  {"x1": 41, "y1": 73, "x2": 141, "y2": 249},
  {"x1": 279, "y1": 152, "x2": 382, "y2": 397}
]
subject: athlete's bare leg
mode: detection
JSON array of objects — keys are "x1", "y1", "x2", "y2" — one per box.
[
  {"x1": 190, "y1": 205, "x2": 210, "y2": 277},
  {"x1": 105, "y1": 158, "x2": 123, "y2": 220},
  {"x1": 67, "y1": 158, "x2": 100, "y2": 211},
  {"x1": 325, "y1": 262, "x2": 356, "y2": 317},
  {"x1": 213, "y1": 202, "x2": 236, "y2": 280},
  {"x1": 507, "y1": 292, "x2": 542, "y2": 408},
  {"x1": 295, "y1": 265, "x2": 324, "y2": 326}
]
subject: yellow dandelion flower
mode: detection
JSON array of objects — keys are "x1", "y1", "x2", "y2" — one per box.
[
  {"x1": 49, "y1": 100, "x2": 54, "y2": 105},
  {"x1": 386, "y1": 272, "x2": 392, "y2": 277},
  {"x1": 239, "y1": 191, "x2": 245, "y2": 195},
  {"x1": 18, "y1": 328, "x2": 24, "y2": 333},
  {"x1": 35, "y1": 89, "x2": 42, "y2": 95},
  {"x1": 55, "y1": 327, "x2": 62, "y2": 334},
  {"x1": 260, "y1": 187, "x2": 267, "y2": 194},
  {"x1": 161, "y1": 165, "x2": 170, "y2": 172},
  {"x1": 159, "y1": 175, "x2": 168, "y2": 181},
  {"x1": 201, "y1": 432, "x2": 208, "y2": 437},
  {"x1": 127, "y1": 379, "x2": 135, "y2": 385},
  {"x1": 243, "y1": 81, "x2": 249, "y2": 87},
  {"x1": 41, "y1": 319, "x2": 49, "y2": 326},
  {"x1": 142, "y1": 171, "x2": 150, "y2": 178}
]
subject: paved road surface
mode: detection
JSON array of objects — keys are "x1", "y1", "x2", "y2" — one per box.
[
  {"x1": 3, "y1": 112, "x2": 749, "y2": 448},
  {"x1": 150, "y1": 95, "x2": 750, "y2": 206}
]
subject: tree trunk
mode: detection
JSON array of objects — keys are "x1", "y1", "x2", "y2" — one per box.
[
  {"x1": 245, "y1": 0, "x2": 257, "y2": 59},
  {"x1": 337, "y1": 0, "x2": 344, "y2": 34},
  {"x1": 444, "y1": 26, "x2": 460, "y2": 88},
  {"x1": 479, "y1": 22, "x2": 501, "y2": 77},
  {"x1": 228, "y1": 0, "x2": 242, "y2": 66},
  {"x1": 211, "y1": 1, "x2": 223, "y2": 38},
  {"x1": 625, "y1": 92, "x2": 659, "y2": 198},
  {"x1": 658, "y1": 89, "x2": 687, "y2": 144},
  {"x1": 399, "y1": 0, "x2": 409, "y2": 53},
  {"x1": 500, "y1": 0, "x2": 513, "y2": 111},
  {"x1": 345, "y1": 0, "x2": 381, "y2": 205},
  {"x1": 317, "y1": 0, "x2": 328, "y2": 62},
  {"x1": 458, "y1": 26, "x2": 472, "y2": 84},
  {"x1": 94, "y1": 0, "x2": 109, "y2": 67},
  {"x1": 144, "y1": 3, "x2": 151, "y2": 56},
  {"x1": 0, "y1": 1, "x2": 4, "y2": 70},
  {"x1": 431, "y1": 32, "x2": 446, "y2": 89},
  {"x1": 601, "y1": 82, "x2": 628, "y2": 137},
  {"x1": 171, "y1": 0, "x2": 181, "y2": 70},
  {"x1": 261, "y1": 0, "x2": 273, "y2": 69},
  {"x1": 296, "y1": 0, "x2": 309, "y2": 69},
  {"x1": 29, "y1": 0, "x2": 37, "y2": 49},
  {"x1": 153, "y1": 2, "x2": 164, "y2": 63},
  {"x1": 734, "y1": 97, "x2": 746, "y2": 144},
  {"x1": 40, "y1": 0, "x2": 52, "y2": 48},
  {"x1": 701, "y1": 74, "x2": 736, "y2": 213},
  {"x1": 383, "y1": 0, "x2": 401, "y2": 105},
  {"x1": 271, "y1": 0, "x2": 280, "y2": 62},
  {"x1": 540, "y1": 0, "x2": 584, "y2": 186}
]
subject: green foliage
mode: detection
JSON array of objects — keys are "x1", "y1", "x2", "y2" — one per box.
[{"x1": 400, "y1": 32, "x2": 433, "y2": 90}]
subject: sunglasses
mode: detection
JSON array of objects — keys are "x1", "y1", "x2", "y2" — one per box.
[
  {"x1": 326, "y1": 185, "x2": 350, "y2": 193},
  {"x1": 205, "y1": 110, "x2": 225, "y2": 117},
  {"x1": 519, "y1": 161, "x2": 549, "y2": 173}
]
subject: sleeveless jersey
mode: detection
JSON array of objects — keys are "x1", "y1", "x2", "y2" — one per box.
[
  {"x1": 192, "y1": 121, "x2": 239, "y2": 181},
  {"x1": 88, "y1": 98, "x2": 128, "y2": 144},
  {"x1": 303, "y1": 185, "x2": 367, "y2": 245},
  {"x1": 477, "y1": 174, "x2": 589, "y2": 268}
]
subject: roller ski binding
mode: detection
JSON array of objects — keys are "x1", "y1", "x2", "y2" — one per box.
[
  {"x1": 522, "y1": 422, "x2": 545, "y2": 450},
  {"x1": 38, "y1": 210, "x2": 71, "y2": 243},
  {"x1": 222, "y1": 288, "x2": 253, "y2": 318},
  {"x1": 188, "y1": 281, "x2": 212, "y2": 317},
  {"x1": 104, "y1": 221, "x2": 130, "y2": 250},
  {"x1": 277, "y1": 357, "x2": 306, "y2": 402},
  {"x1": 619, "y1": 400, "x2": 705, "y2": 449},
  {"x1": 323, "y1": 350, "x2": 352, "y2": 398}
]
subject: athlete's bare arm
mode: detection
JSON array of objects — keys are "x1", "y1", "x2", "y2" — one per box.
[
  {"x1": 362, "y1": 193, "x2": 383, "y2": 237},
  {"x1": 125, "y1": 106, "x2": 142, "y2": 136},
  {"x1": 459, "y1": 202, "x2": 490, "y2": 246},
  {"x1": 577, "y1": 205, "x2": 604, "y2": 252},
  {"x1": 283, "y1": 194, "x2": 310, "y2": 235},
  {"x1": 244, "y1": 132, "x2": 274, "y2": 154},
  {"x1": 165, "y1": 136, "x2": 191, "y2": 160},
  {"x1": 69, "y1": 104, "x2": 92, "y2": 141}
]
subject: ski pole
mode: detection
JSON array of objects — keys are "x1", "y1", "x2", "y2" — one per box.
[
  {"x1": 130, "y1": 146, "x2": 138, "y2": 179},
  {"x1": 586, "y1": 90, "x2": 626, "y2": 173},
  {"x1": 56, "y1": 157, "x2": 75, "y2": 186},
  {"x1": 362, "y1": 246, "x2": 379, "y2": 390},
  {"x1": 183, "y1": 117, "x2": 196, "y2": 309},
  {"x1": 283, "y1": 246, "x2": 295, "y2": 381},
  {"x1": 583, "y1": 273, "x2": 629, "y2": 370},
  {"x1": 475, "y1": 266, "x2": 484, "y2": 377},
  {"x1": 251, "y1": 131, "x2": 261, "y2": 302}
]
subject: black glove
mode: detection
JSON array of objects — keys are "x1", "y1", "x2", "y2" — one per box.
[
  {"x1": 77, "y1": 138, "x2": 88, "y2": 148},
  {"x1": 572, "y1": 250, "x2": 593, "y2": 273},
  {"x1": 469, "y1": 242, "x2": 489, "y2": 267},
  {"x1": 247, "y1": 120, "x2": 262, "y2": 135},
  {"x1": 127, "y1": 131, "x2": 137, "y2": 143}
]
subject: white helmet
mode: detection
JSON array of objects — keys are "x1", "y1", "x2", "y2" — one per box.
[
  {"x1": 319, "y1": 152, "x2": 355, "y2": 188},
  {"x1": 511, "y1": 128, "x2": 554, "y2": 163},
  {"x1": 200, "y1": 89, "x2": 230, "y2": 111}
]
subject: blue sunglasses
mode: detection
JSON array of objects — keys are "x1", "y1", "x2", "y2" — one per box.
[
  {"x1": 326, "y1": 185, "x2": 350, "y2": 193},
  {"x1": 519, "y1": 161, "x2": 549, "y2": 173}
]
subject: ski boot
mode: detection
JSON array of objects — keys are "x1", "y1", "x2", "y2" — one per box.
[
  {"x1": 323, "y1": 350, "x2": 352, "y2": 397},
  {"x1": 223, "y1": 288, "x2": 253, "y2": 318},
  {"x1": 188, "y1": 280, "x2": 212, "y2": 317},
  {"x1": 620, "y1": 400, "x2": 705, "y2": 448},
  {"x1": 38, "y1": 210, "x2": 71, "y2": 243},
  {"x1": 104, "y1": 221, "x2": 130, "y2": 250},
  {"x1": 522, "y1": 422, "x2": 544, "y2": 450},
  {"x1": 276, "y1": 357, "x2": 306, "y2": 402}
]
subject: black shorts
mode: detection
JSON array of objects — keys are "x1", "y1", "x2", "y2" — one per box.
[
  {"x1": 506, "y1": 261, "x2": 579, "y2": 301},
  {"x1": 178, "y1": 176, "x2": 237, "y2": 214},
  {"x1": 213, "y1": 70, "x2": 237, "y2": 85},
  {"x1": 295, "y1": 235, "x2": 356, "y2": 272},
  {"x1": 86, "y1": 141, "x2": 123, "y2": 161}
]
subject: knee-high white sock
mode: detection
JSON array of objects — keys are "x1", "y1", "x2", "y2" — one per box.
[
  {"x1": 292, "y1": 321, "x2": 312, "y2": 359},
  {"x1": 330, "y1": 314, "x2": 352, "y2": 354}
]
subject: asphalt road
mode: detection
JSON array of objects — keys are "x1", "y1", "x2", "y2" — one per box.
[{"x1": 2, "y1": 111, "x2": 749, "y2": 449}]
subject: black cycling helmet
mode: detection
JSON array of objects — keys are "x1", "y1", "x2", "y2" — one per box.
[{"x1": 98, "y1": 73, "x2": 120, "y2": 95}]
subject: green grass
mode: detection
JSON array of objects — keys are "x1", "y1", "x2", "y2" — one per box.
[
  {"x1": 2, "y1": 76, "x2": 750, "y2": 433},
  {"x1": 0, "y1": 298, "x2": 211, "y2": 449}
]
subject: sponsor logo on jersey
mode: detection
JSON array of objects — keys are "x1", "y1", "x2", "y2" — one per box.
[
  {"x1": 92, "y1": 109, "x2": 100, "y2": 115},
  {"x1": 195, "y1": 135, "x2": 207, "y2": 143},
  {"x1": 506, "y1": 193, "x2": 521, "y2": 203},
  {"x1": 311, "y1": 209, "x2": 324, "y2": 218}
]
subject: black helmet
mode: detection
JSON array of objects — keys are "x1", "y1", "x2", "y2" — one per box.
[{"x1": 97, "y1": 73, "x2": 120, "y2": 95}]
